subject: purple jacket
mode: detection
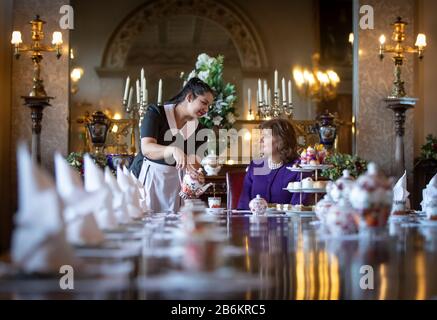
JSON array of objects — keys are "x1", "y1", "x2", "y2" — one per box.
[{"x1": 237, "y1": 159, "x2": 312, "y2": 210}]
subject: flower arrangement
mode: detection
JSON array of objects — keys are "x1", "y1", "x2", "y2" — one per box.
[
  {"x1": 418, "y1": 134, "x2": 437, "y2": 162},
  {"x1": 321, "y1": 152, "x2": 368, "y2": 180},
  {"x1": 66, "y1": 152, "x2": 108, "y2": 176},
  {"x1": 183, "y1": 53, "x2": 238, "y2": 129}
]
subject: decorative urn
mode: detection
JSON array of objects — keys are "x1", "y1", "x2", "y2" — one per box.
[{"x1": 249, "y1": 194, "x2": 268, "y2": 216}]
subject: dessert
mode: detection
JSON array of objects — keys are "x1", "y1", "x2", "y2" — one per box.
[
  {"x1": 349, "y1": 163, "x2": 393, "y2": 228},
  {"x1": 293, "y1": 204, "x2": 314, "y2": 212},
  {"x1": 299, "y1": 144, "x2": 328, "y2": 165},
  {"x1": 313, "y1": 180, "x2": 327, "y2": 189},
  {"x1": 302, "y1": 177, "x2": 314, "y2": 189}
]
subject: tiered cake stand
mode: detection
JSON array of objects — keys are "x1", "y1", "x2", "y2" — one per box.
[{"x1": 282, "y1": 164, "x2": 333, "y2": 215}]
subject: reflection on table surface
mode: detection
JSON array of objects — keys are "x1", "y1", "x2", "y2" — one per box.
[{"x1": 1, "y1": 212, "x2": 437, "y2": 300}]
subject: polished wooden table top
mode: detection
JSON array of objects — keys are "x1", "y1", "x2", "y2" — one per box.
[
  {"x1": 138, "y1": 212, "x2": 437, "y2": 300},
  {"x1": 1, "y1": 212, "x2": 437, "y2": 300}
]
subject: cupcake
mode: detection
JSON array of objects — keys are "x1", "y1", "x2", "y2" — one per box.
[{"x1": 349, "y1": 162, "x2": 393, "y2": 228}]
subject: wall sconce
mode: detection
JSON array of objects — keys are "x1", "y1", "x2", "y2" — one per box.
[{"x1": 71, "y1": 67, "x2": 84, "y2": 94}]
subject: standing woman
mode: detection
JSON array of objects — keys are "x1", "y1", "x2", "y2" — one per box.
[{"x1": 130, "y1": 77, "x2": 214, "y2": 213}]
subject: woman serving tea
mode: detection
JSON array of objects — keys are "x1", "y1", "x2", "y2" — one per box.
[{"x1": 130, "y1": 77, "x2": 214, "y2": 213}]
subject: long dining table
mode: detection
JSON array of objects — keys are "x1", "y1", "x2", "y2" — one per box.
[{"x1": 1, "y1": 210, "x2": 437, "y2": 300}]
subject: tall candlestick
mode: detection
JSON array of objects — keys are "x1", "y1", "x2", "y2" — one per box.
[
  {"x1": 123, "y1": 76, "x2": 130, "y2": 102},
  {"x1": 127, "y1": 87, "x2": 133, "y2": 111},
  {"x1": 248, "y1": 88, "x2": 252, "y2": 113},
  {"x1": 258, "y1": 79, "x2": 263, "y2": 103},
  {"x1": 282, "y1": 78, "x2": 286, "y2": 104},
  {"x1": 136, "y1": 79, "x2": 140, "y2": 104},
  {"x1": 263, "y1": 80, "x2": 268, "y2": 105},
  {"x1": 141, "y1": 77, "x2": 146, "y2": 104},
  {"x1": 274, "y1": 70, "x2": 278, "y2": 95},
  {"x1": 268, "y1": 88, "x2": 271, "y2": 107},
  {"x1": 288, "y1": 80, "x2": 293, "y2": 105},
  {"x1": 157, "y1": 79, "x2": 163, "y2": 105}
]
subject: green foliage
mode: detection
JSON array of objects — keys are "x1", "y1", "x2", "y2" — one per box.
[
  {"x1": 321, "y1": 152, "x2": 368, "y2": 180},
  {"x1": 183, "y1": 53, "x2": 238, "y2": 129},
  {"x1": 66, "y1": 152, "x2": 108, "y2": 176},
  {"x1": 418, "y1": 134, "x2": 437, "y2": 162}
]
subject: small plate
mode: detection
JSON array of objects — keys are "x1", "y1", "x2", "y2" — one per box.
[
  {"x1": 283, "y1": 188, "x2": 326, "y2": 193},
  {"x1": 206, "y1": 208, "x2": 227, "y2": 215}
]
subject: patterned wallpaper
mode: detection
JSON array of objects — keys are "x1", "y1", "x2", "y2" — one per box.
[
  {"x1": 10, "y1": 0, "x2": 70, "y2": 175},
  {"x1": 358, "y1": 0, "x2": 415, "y2": 177}
]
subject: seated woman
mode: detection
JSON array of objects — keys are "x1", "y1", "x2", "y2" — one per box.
[{"x1": 237, "y1": 118, "x2": 311, "y2": 210}]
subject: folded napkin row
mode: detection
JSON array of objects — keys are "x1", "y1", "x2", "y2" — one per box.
[{"x1": 11, "y1": 144, "x2": 148, "y2": 274}]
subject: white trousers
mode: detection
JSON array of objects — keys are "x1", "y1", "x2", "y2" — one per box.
[{"x1": 138, "y1": 159, "x2": 181, "y2": 213}]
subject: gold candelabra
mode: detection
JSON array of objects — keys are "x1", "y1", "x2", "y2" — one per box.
[
  {"x1": 379, "y1": 16, "x2": 427, "y2": 98},
  {"x1": 258, "y1": 91, "x2": 294, "y2": 119},
  {"x1": 11, "y1": 15, "x2": 64, "y2": 97},
  {"x1": 11, "y1": 15, "x2": 64, "y2": 163}
]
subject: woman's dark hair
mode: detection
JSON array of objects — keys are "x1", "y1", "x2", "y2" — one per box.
[
  {"x1": 167, "y1": 77, "x2": 215, "y2": 105},
  {"x1": 259, "y1": 118, "x2": 299, "y2": 163}
]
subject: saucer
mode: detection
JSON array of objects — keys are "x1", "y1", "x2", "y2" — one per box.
[{"x1": 206, "y1": 208, "x2": 227, "y2": 215}]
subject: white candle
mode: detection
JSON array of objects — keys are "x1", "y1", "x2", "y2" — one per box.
[
  {"x1": 123, "y1": 76, "x2": 130, "y2": 102},
  {"x1": 268, "y1": 89, "x2": 271, "y2": 106},
  {"x1": 282, "y1": 78, "x2": 286, "y2": 104},
  {"x1": 144, "y1": 88, "x2": 148, "y2": 105},
  {"x1": 157, "y1": 79, "x2": 163, "y2": 105},
  {"x1": 288, "y1": 80, "x2": 293, "y2": 105},
  {"x1": 248, "y1": 88, "x2": 252, "y2": 112},
  {"x1": 263, "y1": 80, "x2": 268, "y2": 105},
  {"x1": 127, "y1": 87, "x2": 133, "y2": 111},
  {"x1": 258, "y1": 79, "x2": 263, "y2": 104},
  {"x1": 141, "y1": 77, "x2": 146, "y2": 104},
  {"x1": 136, "y1": 79, "x2": 140, "y2": 104},
  {"x1": 274, "y1": 70, "x2": 278, "y2": 95}
]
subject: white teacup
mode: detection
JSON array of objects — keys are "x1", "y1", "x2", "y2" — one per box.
[{"x1": 208, "y1": 197, "x2": 221, "y2": 208}]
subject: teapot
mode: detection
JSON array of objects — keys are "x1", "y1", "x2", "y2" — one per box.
[
  {"x1": 179, "y1": 168, "x2": 213, "y2": 199},
  {"x1": 201, "y1": 151, "x2": 222, "y2": 176}
]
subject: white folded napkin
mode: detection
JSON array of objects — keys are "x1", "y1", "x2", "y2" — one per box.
[
  {"x1": 393, "y1": 170, "x2": 410, "y2": 202},
  {"x1": 104, "y1": 167, "x2": 132, "y2": 224},
  {"x1": 11, "y1": 144, "x2": 77, "y2": 274},
  {"x1": 421, "y1": 173, "x2": 437, "y2": 211},
  {"x1": 117, "y1": 166, "x2": 143, "y2": 219},
  {"x1": 83, "y1": 154, "x2": 119, "y2": 230},
  {"x1": 129, "y1": 171, "x2": 149, "y2": 212},
  {"x1": 54, "y1": 153, "x2": 105, "y2": 246}
]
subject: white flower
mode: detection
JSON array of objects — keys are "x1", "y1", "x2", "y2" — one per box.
[
  {"x1": 196, "y1": 53, "x2": 211, "y2": 69},
  {"x1": 198, "y1": 70, "x2": 210, "y2": 82},
  {"x1": 187, "y1": 70, "x2": 197, "y2": 80},
  {"x1": 226, "y1": 113, "x2": 236, "y2": 124},
  {"x1": 213, "y1": 116, "x2": 223, "y2": 126}
]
